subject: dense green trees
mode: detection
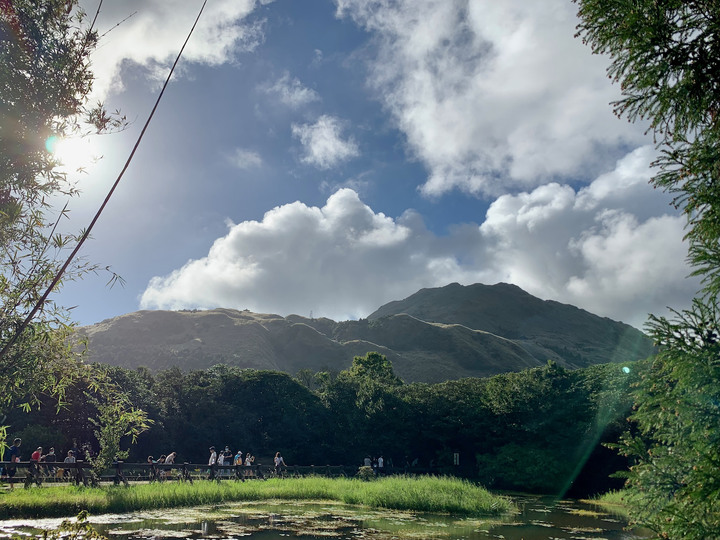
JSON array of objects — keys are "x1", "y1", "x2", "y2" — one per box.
[
  {"x1": 5, "y1": 353, "x2": 636, "y2": 496},
  {"x1": 575, "y1": 1, "x2": 720, "y2": 536}
]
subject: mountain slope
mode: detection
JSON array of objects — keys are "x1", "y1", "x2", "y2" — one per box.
[
  {"x1": 79, "y1": 282, "x2": 655, "y2": 382},
  {"x1": 368, "y1": 282, "x2": 655, "y2": 368}
]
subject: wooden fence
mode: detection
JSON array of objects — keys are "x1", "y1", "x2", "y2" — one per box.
[{"x1": 0, "y1": 461, "x2": 394, "y2": 488}]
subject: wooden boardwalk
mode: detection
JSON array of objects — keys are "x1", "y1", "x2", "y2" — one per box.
[{"x1": 0, "y1": 461, "x2": 383, "y2": 488}]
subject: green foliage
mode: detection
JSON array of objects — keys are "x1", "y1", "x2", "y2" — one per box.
[
  {"x1": 610, "y1": 302, "x2": 720, "y2": 538},
  {"x1": 575, "y1": 2, "x2": 720, "y2": 537},
  {"x1": 41, "y1": 511, "x2": 107, "y2": 540},
  {"x1": 88, "y1": 381, "x2": 152, "y2": 478},
  {"x1": 0, "y1": 0, "x2": 127, "y2": 451},
  {"x1": 344, "y1": 351, "x2": 403, "y2": 386},
  {"x1": 5, "y1": 360, "x2": 636, "y2": 496},
  {"x1": 13, "y1": 424, "x2": 67, "y2": 454},
  {"x1": 477, "y1": 444, "x2": 568, "y2": 494},
  {"x1": 356, "y1": 465, "x2": 375, "y2": 481}
]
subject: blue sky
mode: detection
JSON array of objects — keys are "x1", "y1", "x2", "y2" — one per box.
[{"x1": 53, "y1": 0, "x2": 699, "y2": 329}]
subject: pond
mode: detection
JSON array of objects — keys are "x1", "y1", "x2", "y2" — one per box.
[{"x1": 0, "y1": 496, "x2": 651, "y2": 539}]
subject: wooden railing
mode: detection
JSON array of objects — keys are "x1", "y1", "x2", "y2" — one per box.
[{"x1": 0, "y1": 461, "x2": 400, "y2": 487}]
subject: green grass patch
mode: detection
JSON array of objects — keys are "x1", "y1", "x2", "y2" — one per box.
[
  {"x1": 0, "y1": 476, "x2": 512, "y2": 519},
  {"x1": 582, "y1": 489, "x2": 641, "y2": 519}
]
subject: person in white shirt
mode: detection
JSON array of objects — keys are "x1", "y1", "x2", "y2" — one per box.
[{"x1": 274, "y1": 452, "x2": 286, "y2": 475}]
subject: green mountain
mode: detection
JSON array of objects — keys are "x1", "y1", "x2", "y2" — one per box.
[
  {"x1": 368, "y1": 282, "x2": 654, "y2": 369},
  {"x1": 79, "y1": 282, "x2": 655, "y2": 383}
]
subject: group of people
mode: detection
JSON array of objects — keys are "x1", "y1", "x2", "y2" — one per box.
[
  {"x1": 146, "y1": 451, "x2": 177, "y2": 465},
  {"x1": 363, "y1": 455, "x2": 387, "y2": 474},
  {"x1": 207, "y1": 446, "x2": 263, "y2": 478},
  {"x1": 3, "y1": 436, "x2": 291, "y2": 485},
  {"x1": 207, "y1": 447, "x2": 288, "y2": 476},
  {"x1": 208, "y1": 446, "x2": 257, "y2": 467},
  {"x1": 1, "y1": 437, "x2": 88, "y2": 485}
]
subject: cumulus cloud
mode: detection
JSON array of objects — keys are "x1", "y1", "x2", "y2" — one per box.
[
  {"x1": 291, "y1": 115, "x2": 360, "y2": 169},
  {"x1": 140, "y1": 188, "x2": 440, "y2": 319},
  {"x1": 141, "y1": 149, "x2": 698, "y2": 328},
  {"x1": 335, "y1": 0, "x2": 651, "y2": 196},
  {"x1": 83, "y1": 0, "x2": 263, "y2": 99},
  {"x1": 478, "y1": 147, "x2": 697, "y2": 326},
  {"x1": 226, "y1": 147, "x2": 263, "y2": 169},
  {"x1": 262, "y1": 72, "x2": 321, "y2": 108}
]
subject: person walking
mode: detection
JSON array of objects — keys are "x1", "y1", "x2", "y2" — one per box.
[
  {"x1": 208, "y1": 446, "x2": 217, "y2": 480},
  {"x1": 63, "y1": 450, "x2": 78, "y2": 483},
  {"x1": 44, "y1": 447, "x2": 57, "y2": 476},
  {"x1": 244, "y1": 452, "x2": 255, "y2": 478},
  {"x1": 6, "y1": 438, "x2": 21, "y2": 488},
  {"x1": 274, "y1": 452, "x2": 286, "y2": 476}
]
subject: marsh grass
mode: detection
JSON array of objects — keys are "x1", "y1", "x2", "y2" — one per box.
[
  {"x1": 583, "y1": 489, "x2": 639, "y2": 519},
  {"x1": 0, "y1": 476, "x2": 512, "y2": 519}
]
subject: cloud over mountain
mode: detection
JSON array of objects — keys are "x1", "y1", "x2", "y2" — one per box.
[
  {"x1": 59, "y1": 0, "x2": 697, "y2": 332},
  {"x1": 141, "y1": 148, "x2": 698, "y2": 328}
]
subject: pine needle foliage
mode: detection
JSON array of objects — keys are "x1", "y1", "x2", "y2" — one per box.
[{"x1": 574, "y1": 2, "x2": 720, "y2": 537}]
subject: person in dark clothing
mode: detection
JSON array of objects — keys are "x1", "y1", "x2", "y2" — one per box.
[
  {"x1": 6, "y1": 438, "x2": 21, "y2": 487},
  {"x1": 43, "y1": 447, "x2": 57, "y2": 475}
]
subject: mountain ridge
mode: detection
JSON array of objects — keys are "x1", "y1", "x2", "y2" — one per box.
[{"x1": 79, "y1": 282, "x2": 655, "y2": 383}]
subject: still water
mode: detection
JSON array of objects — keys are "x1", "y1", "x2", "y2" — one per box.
[{"x1": 0, "y1": 496, "x2": 651, "y2": 539}]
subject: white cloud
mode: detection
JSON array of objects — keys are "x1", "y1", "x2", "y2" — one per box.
[
  {"x1": 291, "y1": 115, "x2": 360, "y2": 169},
  {"x1": 262, "y1": 72, "x2": 321, "y2": 108},
  {"x1": 478, "y1": 148, "x2": 697, "y2": 327},
  {"x1": 83, "y1": 0, "x2": 263, "y2": 100},
  {"x1": 140, "y1": 188, "x2": 436, "y2": 319},
  {"x1": 141, "y1": 148, "x2": 698, "y2": 328},
  {"x1": 227, "y1": 147, "x2": 263, "y2": 170},
  {"x1": 336, "y1": 0, "x2": 651, "y2": 196}
]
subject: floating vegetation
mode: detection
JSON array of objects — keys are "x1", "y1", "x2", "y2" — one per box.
[{"x1": 0, "y1": 497, "x2": 652, "y2": 539}]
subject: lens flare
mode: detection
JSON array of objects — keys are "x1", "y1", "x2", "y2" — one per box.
[
  {"x1": 45, "y1": 135, "x2": 59, "y2": 153},
  {"x1": 622, "y1": 366, "x2": 631, "y2": 374}
]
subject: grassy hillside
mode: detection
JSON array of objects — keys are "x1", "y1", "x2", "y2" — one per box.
[
  {"x1": 79, "y1": 282, "x2": 655, "y2": 382},
  {"x1": 368, "y1": 282, "x2": 655, "y2": 368}
]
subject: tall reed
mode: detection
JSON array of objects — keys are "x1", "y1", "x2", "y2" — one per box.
[{"x1": 0, "y1": 476, "x2": 512, "y2": 519}]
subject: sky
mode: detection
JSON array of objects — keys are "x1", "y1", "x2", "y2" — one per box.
[{"x1": 51, "y1": 0, "x2": 700, "y2": 330}]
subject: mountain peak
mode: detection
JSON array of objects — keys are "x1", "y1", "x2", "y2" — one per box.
[{"x1": 80, "y1": 283, "x2": 654, "y2": 382}]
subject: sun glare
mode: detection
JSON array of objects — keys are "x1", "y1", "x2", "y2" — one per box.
[{"x1": 46, "y1": 134, "x2": 102, "y2": 174}]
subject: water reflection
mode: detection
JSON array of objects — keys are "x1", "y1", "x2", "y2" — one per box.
[{"x1": 0, "y1": 496, "x2": 650, "y2": 539}]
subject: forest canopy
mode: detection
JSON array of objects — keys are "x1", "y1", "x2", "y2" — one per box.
[{"x1": 3, "y1": 353, "x2": 638, "y2": 497}]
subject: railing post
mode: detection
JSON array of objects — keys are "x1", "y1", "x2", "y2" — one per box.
[{"x1": 181, "y1": 462, "x2": 193, "y2": 483}]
